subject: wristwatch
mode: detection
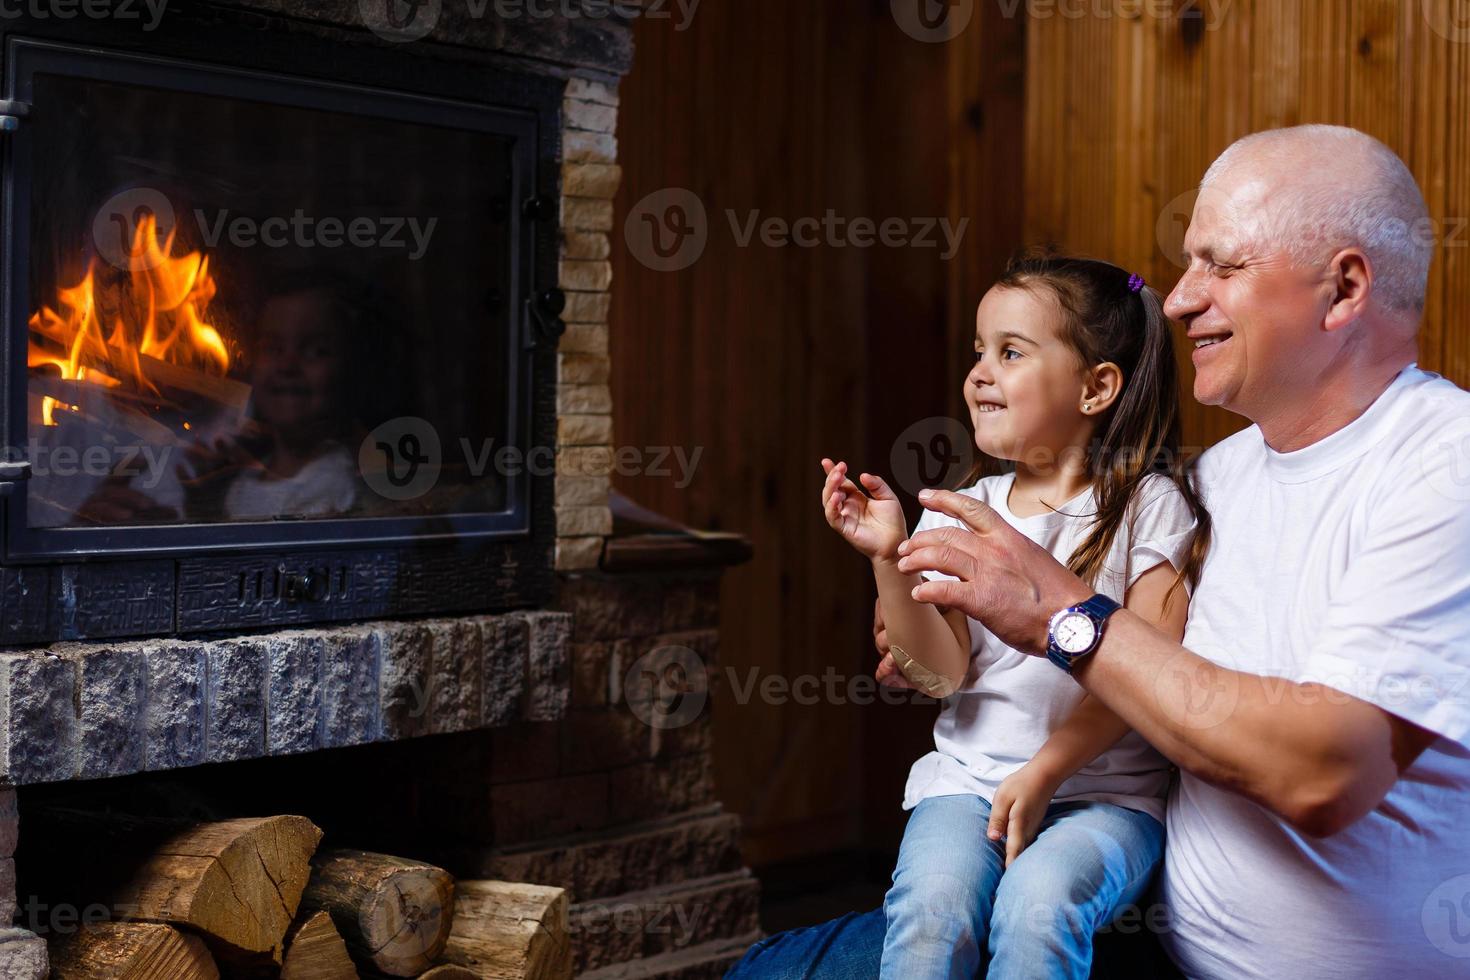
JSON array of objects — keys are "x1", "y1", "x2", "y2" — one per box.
[{"x1": 1045, "y1": 594, "x2": 1122, "y2": 672}]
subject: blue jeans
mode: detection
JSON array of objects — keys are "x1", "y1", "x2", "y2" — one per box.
[{"x1": 725, "y1": 794, "x2": 1163, "y2": 980}]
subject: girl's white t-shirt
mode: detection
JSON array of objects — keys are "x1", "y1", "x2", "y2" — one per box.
[{"x1": 902, "y1": 470, "x2": 1198, "y2": 823}]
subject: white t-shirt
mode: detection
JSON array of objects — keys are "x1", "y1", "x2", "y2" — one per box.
[
  {"x1": 903, "y1": 470, "x2": 1199, "y2": 823},
  {"x1": 224, "y1": 441, "x2": 359, "y2": 520},
  {"x1": 1160, "y1": 364, "x2": 1470, "y2": 979}
]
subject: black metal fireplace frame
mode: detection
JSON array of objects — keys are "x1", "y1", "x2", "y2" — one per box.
[{"x1": 0, "y1": 15, "x2": 563, "y2": 642}]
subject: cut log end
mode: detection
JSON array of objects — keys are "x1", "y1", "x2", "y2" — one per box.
[
  {"x1": 439, "y1": 880, "x2": 570, "y2": 980},
  {"x1": 282, "y1": 910, "x2": 360, "y2": 980},
  {"x1": 50, "y1": 921, "x2": 220, "y2": 980},
  {"x1": 303, "y1": 849, "x2": 456, "y2": 977}
]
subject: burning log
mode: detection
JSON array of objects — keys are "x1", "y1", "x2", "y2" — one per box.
[
  {"x1": 301, "y1": 850, "x2": 455, "y2": 977},
  {"x1": 282, "y1": 910, "x2": 360, "y2": 980},
  {"x1": 437, "y1": 881, "x2": 570, "y2": 980},
  {"x1": 49, "y1": 921, "x2": 220, "y2": 980}
]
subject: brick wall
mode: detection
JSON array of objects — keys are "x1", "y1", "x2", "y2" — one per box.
[
  {"x1": 426, "y1": 568, "x2": 761, "y2": 979},
  {"x1": 556, "y1": 78, "x2": 622, "y2": 572}
]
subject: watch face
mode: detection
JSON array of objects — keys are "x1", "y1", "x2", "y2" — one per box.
[{"x1": 1053, "y1": 611, "x2": 1097, "y2": 655}]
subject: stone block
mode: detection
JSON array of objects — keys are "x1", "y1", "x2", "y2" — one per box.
[
  {"x1": 566, "y1": 77, "x2": 620, "y2": 106},
  {"x1": 377, "y1": 621, "x2": 432, "y2": 740},
  {"x1": 321, "y1": 627, "x2": 380, "y2": 748},
  {"x1": 479, "y1": 615, "x2": 529, "y2": 727},
  {"x1": 0, "y1": 928, "x2": 46, "y2": 980},
  {"x1": 0, "y1": 653, "x2": 78, "y2": 784},
  {"x1": 562, "y1": 198, "x2": 614, "y2": 232},
  {"x1": 564, "y1": 290, "x2": 611, "y2": 323},
  {"x1": 559, "y1": 354, "x2": 612, "y2": 386},
  {"x1": 514, "y1": 611, "x2": 573, "y2": 722},
  {"x1": 563, "y1": 98, "x2": 617, "y2": 134},
  {"x1": 563, "y1": 129, "x2": 618, "y2": 164},
  {"x1": 557, "y1": 413, "x2": 614, "y2": 447},
  {"x1": 560, "y1": 323, "x2": 609, "y2": 355},
  {"x1": 203, "y1": 638, "x2": 265, "y2": 764},
  {"x1": 426, "y1": 619, "x2": 484, "y2": 735},
  {"x1": 559, "y1": 259, "x2": 613, "y2": 292},
  {"x1": 62, "y1": 645, "x2": 145, "y2": 779},
  {"x1": 265, "y1": 633, "x2": 323, "y2": 756},
  {"x1": 557, "y1": 444, "x2": 614, "y2": 477},
  {"x1": 562, "y1": 163, "x2": 623, "y2": 200},
  {"x1": 557, "y1": 537, "x2": 604, "y2": 571},
  {"x1": 562, "y1": 230, "x2": 611, "y2": 260},
  {"x1": 556, "y1": 474, "x2": 612, "y2": 508},
  {"x1": 143, "y1": 641, "x2": 207, "y2": 771},
  {"x1": 556, "y1": 506, "x2": 613, "y2": 538}
]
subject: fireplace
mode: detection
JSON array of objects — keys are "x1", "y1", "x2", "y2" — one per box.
[
  {"x1": 1, "y1": 22, "x2": 562, "y2": 642},
  {"x1": 0, "y1": 5, "x2": 759, "y2": 980}
]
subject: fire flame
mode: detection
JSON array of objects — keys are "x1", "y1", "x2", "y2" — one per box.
[{"x1": 28, "y1": 212, "x2": 231, "y2": 426}]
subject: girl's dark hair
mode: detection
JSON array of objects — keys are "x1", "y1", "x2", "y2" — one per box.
[{"x1": 957, "y1": 248, "x2": 1212, "y2": 608}]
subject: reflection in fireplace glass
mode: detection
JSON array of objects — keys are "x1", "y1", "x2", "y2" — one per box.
[{"x1": 26, "y1": 72, "x2": 514, "y2": 529}]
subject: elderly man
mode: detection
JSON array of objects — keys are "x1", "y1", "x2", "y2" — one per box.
[{"x1": 726, "y1": 124, "x2": 1470, "y2": 979}]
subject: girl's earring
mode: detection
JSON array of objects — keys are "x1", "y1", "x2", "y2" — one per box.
[{"x1": 1082, "y1": 403, "x2": 1092, "y2": 413}]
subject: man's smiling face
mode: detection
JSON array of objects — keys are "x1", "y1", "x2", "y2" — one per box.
[{"x1": 1164, "y1": 176, "x2": 1334, "y2": 420}]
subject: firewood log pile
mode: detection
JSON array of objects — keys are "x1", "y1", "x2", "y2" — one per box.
[{"x1": 27, "y1": 810, "x2": 570, "y2": 980}]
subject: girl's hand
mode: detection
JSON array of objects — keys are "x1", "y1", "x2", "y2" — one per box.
[
  {"x1": 986, "y1": 763, "x2": 1062, "y2": 867},
  {"x1": 820, "y1": 458, "x2": 907, "y2": 562}
]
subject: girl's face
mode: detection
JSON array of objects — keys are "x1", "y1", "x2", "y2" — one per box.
[
  {"x1": 251, "y1": 289, "x2": 347, "y2": 431},
  {"x1": 965, "y1": 284, "x2": 1096, "y2": 462}
]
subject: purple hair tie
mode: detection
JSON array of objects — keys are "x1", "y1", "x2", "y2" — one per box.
[{"x1": 1127, "y1": 273, "x2": 1145, "y2": 293}]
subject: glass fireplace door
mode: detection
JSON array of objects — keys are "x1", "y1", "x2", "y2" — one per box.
[{"x1": 3, "y1": 39, "x2": 542, "y2": 558}]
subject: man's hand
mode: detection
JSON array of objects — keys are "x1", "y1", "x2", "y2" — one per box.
[{"x1": 895, "y1": 488, "x2": 1091, "y2": 655}]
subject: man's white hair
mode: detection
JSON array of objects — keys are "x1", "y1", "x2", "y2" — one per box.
[{"x1": 1201, "y1": 124, "x2": 1431, "y2": 314}]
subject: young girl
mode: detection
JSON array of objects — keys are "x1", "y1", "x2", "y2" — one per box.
[{"x1": 820, "y1": 253, "x2": 1209, "y2": 979}]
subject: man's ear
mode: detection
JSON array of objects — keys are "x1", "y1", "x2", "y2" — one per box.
[
  {"x1": 1324, "y1": 248, "x2": 1373, "y2": 332},
  {"x1": 1081, "y1": 361, "x2": 1124, "y2": 415}
]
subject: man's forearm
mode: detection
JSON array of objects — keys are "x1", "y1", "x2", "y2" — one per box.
[{"x1": 1071, "y1": 610, "x2": 1409, "y2": 835}]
